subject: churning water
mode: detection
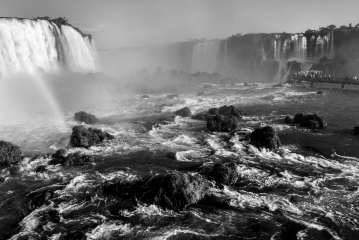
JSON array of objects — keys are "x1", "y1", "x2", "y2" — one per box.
[{"x1": 1, "y1": 82, "x2": 359, "y2": 240}]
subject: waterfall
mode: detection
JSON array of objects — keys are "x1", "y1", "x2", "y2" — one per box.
[
  {"x1": 292, "y1": 34, "x2": 307, "y2": 60},
  {"x1": 273, "y1": 62, "x2": 288, "y2": 83},
  {"x1": 191, "y1": 41, "x2": 220, "y2": 73},
  {"x1": 0, "y1": 18, "x2": 97, "y2": 77},
  {"x1": 224, "y1": 40, "x2": 228, "y2": 65},
  {"x1": 330, "y1": 32, "x2": 335, "y2": 58},
  {"x1": 274, "y1": 37, "x2": 282, "y2": 61},
  {"x1": 315, "y1": 36, "x2": 324, "y2": 58}
]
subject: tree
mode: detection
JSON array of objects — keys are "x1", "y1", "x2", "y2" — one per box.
[
  {"x1": 327, "y1": 24, "x2": 336, "y2": 30},
  {"x1": 339, "y1": 25, "x2": 347, "y2": 29},
  {"x1": 355, "y1": 23, "x2": 359, "y2": 28}
]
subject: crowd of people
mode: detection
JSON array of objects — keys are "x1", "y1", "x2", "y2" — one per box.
[{"x1": 293, "y1": 70, "x2": 358, "y2": 83}]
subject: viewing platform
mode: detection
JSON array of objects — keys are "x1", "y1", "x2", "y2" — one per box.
[{"x1": 293, "y1": 76, "x2": 359, "y2": 89}]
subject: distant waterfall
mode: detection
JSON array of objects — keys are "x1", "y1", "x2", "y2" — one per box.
[
  {"x1": 0, "y1": 18, "x2": 97, "y2": 77},
  {"x1": 274, "y1": 35, "x2": 306, "y2": 61},
  {"x1": 330, "y1": 32, "x2": 335, "y2": 58},
  {"x1": 191, "y1": 41, "x2": 220, "y2": 73}
]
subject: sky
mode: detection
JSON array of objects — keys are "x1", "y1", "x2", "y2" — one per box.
[{"x1": 1, "y1": 0, "x2": 359, "y2": 49}]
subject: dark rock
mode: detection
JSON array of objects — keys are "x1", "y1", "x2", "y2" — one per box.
[
  {"x1": 317, "y1": 91, "x2": 324, "y2": 95},
  {"x1": 48, "y1": 157, "x2": 66, "y2": 165},
  {"x1": 300, "y1": 119, "x2": 320, "y2": 129},
  {"x1": 293, "y1": 113, "x2": 326, "y2": 129},
  {"x1": 208, "y1": 108, "x2": 219, "y2": 115},
  {"x1": 293, "y1": 113, "x2": 304, "y2": 124},
  {"x1": 63, "y1": 153, "x2": 94, "y2": 166},
  {"x1": 244, "y1": 82, "x2": 249, "y2": 86},
  {"x1": 74, "y1": 111, "x2": 98, "y2": 124},
  {"x1": 218, "y1": 105, "x2": 245, "y2": 118},
  {"x1": 284, "y1": 116, "x2": 294, "y2": 124},
  {"x1": 207, "y1": 115, "x2": 240, "y2": 132},
  {"x1": 208, "y1": 105, "x2": 245, "y2": 118},
  {"x1": 201, "y1": 162, "x2": 238, "y2": 186},
  {"x1": 141, "y1": 95, "x2": 150, "y2": 99},
  {"x1": 137, "y1": 171, "x2": 208, "y2": 210},
  {"x1": 175, "y1": 107, "x2": 192, "y2": 117},
  {"x1": 90, "y1": 128, "x2": 115, "y2": 141},
  {"x1": 69, "y1": 126, "x2": 114, "y2": 148},
  {"x1": 197, "y1": 92, "x2": 204, "y2": 96},
  {"x1": 0, "y1": 140, "x2": 22, "y2": 168},
  {"x1": 354, "y1": 126, "x2": 359, "y2": 135},
  {"x1": 272, "y1": 83, "x2": 284, "y2": 88},
  {"x1": 192, "y1": 111, "x2": 212, "y2": 121},
  {"x1": 28, "y1": 190, "x2": 55, "y2": 211},
  {"x1": 53, "y1": 149, "x2": 67, "y2": 159},
  {"x1": 167, "y1": 93, "x2": 179, "y2": 99},
  {"x1": 103, "y1": 171, "x2": 208, "y2": 210},
  {"x1": 250, "y1": 126, "x2": 281, "y2": 151},
  {"x1": 35, "y1": 165, "x2": 47, "y2": 173}
]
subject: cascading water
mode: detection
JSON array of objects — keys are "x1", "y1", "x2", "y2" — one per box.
[
  {"x1": 0, "y1": 18, "x2": 98, "y2": 124},
  {"x1": 191, "y1": 41, "x2": 220, "y2": 73},
  {"x1": 0, "y1": 18, "x2": 97, "y2": 77}
]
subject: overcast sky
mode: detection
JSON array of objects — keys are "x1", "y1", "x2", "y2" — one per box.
[{"x1": 1, "y1": 0, "x2": 358, "y2": 49}]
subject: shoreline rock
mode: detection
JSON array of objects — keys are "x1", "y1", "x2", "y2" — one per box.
[
  {"x1": 293, "y1": 113, "x2": 327, "y2": 129},
  {"x1": 103, "y1": 171, "x2": 209, "y2": 210},
  {"x1": 250, "y1": 126, "x2": 281, "y2": 151},
  {"x1": 0, "y1": 140, "x2": 22, "y2": 168},
  {"x1": 207, "y1": 115, "x2": 240, "y2": 132},
  {"x1": 175, "y1": 107, "x2": 192, "y2": 117},
  {"x1": 69, "y1": 126, "x2": 114, "y2": 148},
  {"x1": 200, "y1": 162, "x2": 238, "y2": 186},
  {"x1": 74, "y1": 111, "x2": 98, "y2": 124}
]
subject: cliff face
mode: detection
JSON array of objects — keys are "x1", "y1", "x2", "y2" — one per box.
[{"x1": 100, "y1": 27, "x2": 359, "y2": 81}]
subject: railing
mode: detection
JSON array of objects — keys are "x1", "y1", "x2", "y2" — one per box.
[{"x1": 294, "y1": 75, "x2": 359, "y2": 88}]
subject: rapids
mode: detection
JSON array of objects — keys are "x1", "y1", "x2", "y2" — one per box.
[{"x1": 1, "y1": 82, "x2": 359, "y2": 239}]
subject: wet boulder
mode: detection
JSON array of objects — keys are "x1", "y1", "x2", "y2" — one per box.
[
  {"x1": 201, "y1": 162, "x2": 238, "y2": 186},
  {"x1": 49, "y1": 152, "x2": 94, "y2": 166},
  {"x1": 103, "y1": 171, "x2": 208, "y2": 210},
  {"x1": 141, "y1": 95, "x2": 150, "y2": 99},
  {"x1": 63, "y1": 153, "x2": 94, "y2": 166},
  {"x1": 208, "y1": 108, "x2": 219, "y2": 115},
  {"x1": 167, "y1": 93, "x2": 179, "y2": 99},
  {"x1": 244, "y1": 82, "x2": 249, "y2": 86},
  {"x1": 354, "y1": 126, "x2": 359, "y2": 135},
  {"x1": 293, "y1": 113, "x2": 327, "y2": 129},
  {"x1": 208, "y1": 105, "x2": 245, "y2": 118},
  {"x1": 0, "y1": 140, "x2": 22, "y2": 168},
  {"x1": 192, "y1": 111, "x2": 212, "y2": 121},
  {"x1": 218, "y1": 105, "x2": 245, "y2": 118},
  {"x1": 137, "y1": 171, "x2": 208, "y2": 210},
  {"x1": 300, "y1": 119, "x2": 320, "y2": 129},
  {"x1": 175, "y1": 107, "x2": 192, "y2": 117},
  {"x1": 207, "y1": 115, "x2": 240, "y2": 132},
  {"x1": 250, "y1": 126, "x2": 281, "y2": 151},
  {"x1": 69, "y1": 126, "x2": 114, "y2": 148},
  {"x1": 197, "y1": 92, "x2": 204, "y2": 96},
  {"x1": 317, "y1": 91, "x2": 324, "y2": 95},
  {"x1": 74, "y1": 111, "x2": 98, "y2": 124},
  {"x1": 284, "y1": 115, "x2": 294, "y2": 124}
]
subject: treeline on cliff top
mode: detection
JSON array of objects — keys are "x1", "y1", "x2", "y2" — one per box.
[{"x1": 33, "y1": 16, "x2": 92, "y2": 39}]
